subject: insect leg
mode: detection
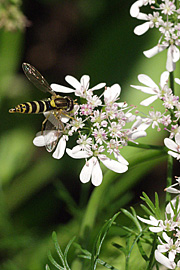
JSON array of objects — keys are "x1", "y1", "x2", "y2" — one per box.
[{"x1": 41, "y1": 113, "x2": 51, "y2": 134}]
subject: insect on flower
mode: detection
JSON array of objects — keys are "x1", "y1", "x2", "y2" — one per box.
[{"x1": 9, "y1": 63, "x2": 75, "y2": 152}]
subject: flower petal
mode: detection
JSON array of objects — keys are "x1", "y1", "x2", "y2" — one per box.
[
  {"x1": 168, "y1": 150, "x2": 180, "y2": 159},
  {"x1": 166, "y1": 46, "x2": 175, "y2": 72},
  {"x1": 172, "y1": 45, "x2": 180, "y2": 63},
  {"x1": 50, "y1": 83, "x2": 75, "y2": 93},
  {"x1": 160, "y1": 71, "x2": 169, "y2": 88},
  {"x1": 91, "y1": 158, "x2": 103, "y2": 186},
  {"x1": 114, "y1": 153, "x2": 129, "y2": 165},
  {"x1": 130, "y1": 0, "x2": 142, "y2": 17},
  {"x1": 80, "y1": 75, "x2": 90, "y2": 90},
  {"x1": 91, "y1": 82, "x2": 106, "y2": 91},
  {"x1": 134, "y1": 21, "x2": 150, "y2": 35},
  {"x1": 137, "y1": 215, "x2": 159, "y2": 226},
  {"x1": 104, "y1": 84, "x2": 121, "y2": 103},
  {"x1": 52, "y1": 136, "x2": 66, "y2": 159},
  {"x1": 33, "y1": 134, "x2": 45, "y2": 147},
  {"x1": 140, "y1": 95, "x2": 158, "y2": 106},
  {"x1": 131, "y1": 130, "x2": 147, "y2": 140},
  {"x1": 80, "y1": 157, "x2": 94, "y2": 184},
  {"x1": 138, "y1": 74, "x2": 158, "y2": 89},
  {"x1": 143, "y1": 45, "x2": 167, "y2": 58},
  {"x1": 99, "y1": 156, "x2": 128, "y2": 173},
  {"x1": 164, "y1": 138, "x2": 177, "y2": 152},
  {"x1": 66, "y1": 148, "x2": 92, "y2": 159},
  {"x1": 175, "y1": 133, "x2": 180, "y2": 145},
  {"x1": 65, "y1": 75, "x2": 81, "y2": 89},
  {"x1": 131, "y1": 85, "x2": 156, "y2": 94},
  {"x1": 155, "y1": 250, "x2": 176, "y2": 269}
]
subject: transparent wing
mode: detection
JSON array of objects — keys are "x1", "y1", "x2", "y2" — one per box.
[
  {"x1": 22, "y1": 63, "x2": 56, "y2": 96},
  {"x1": 43, "y1": 112, "x2": 64, "y2": 152}
]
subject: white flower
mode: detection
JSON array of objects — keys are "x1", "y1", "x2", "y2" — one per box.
[
  {"x1": 33, "y1": 133, "x2": 68, "y2": 159},
  {"x1": 127, "y1": 117, "x2": 149, "y2": 141},
  {"x1": 165, "y1": 177, "x2": 180, "y2": 193},
  {"x1": 158, "y1": 232, "x2": 180, "y2": 262},
  {"x1": 104, "y1": 84, "x2": 121, "y2": 104},
  {"x1": 164, "y1": 133, "x2": 180, "y2": 160},
  {"x1": 66, "y1": 147, "x2": 128, "y2": 186},
  {"x1": 155, "y1": 250, "x2": 176, "y2": 269},
  {"x1": 144, "y1": 44, "x2": 180, "y2": 72},
  {"x1": 137, "y1": 215, "x2": 163, "y2": 232},
  {"x1": 131, "y1": 71, "x2": 169, "y2": 106},
  {"x1": 50, "y1": 75, "x2": 106, "y2": 98}
]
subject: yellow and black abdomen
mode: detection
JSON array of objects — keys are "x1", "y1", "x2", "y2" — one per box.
[{"x1": 9, "y1": 100, "x2": 53, "y2": 114}]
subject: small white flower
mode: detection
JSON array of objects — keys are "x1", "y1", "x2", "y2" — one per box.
[
  {"x1": 50, "y1": 75, "x2": 106, "y2": 98},
  {"x1": 164, "y1": 133, "x2": 180, "y2": 160},
  {"x1": 104, "y1": 84, "x2": 121, "y2": 104},
  {"x1": 137, "y1": 215, "x2": 163, "y2": 232},
  {"x1": 66, "y1": 147, "x2": 128, "y2": 186},
  {"x1": 165, "y1": 177, "x2": 180, "y2": 193},
  {"x1": 158, "y1": 232, "x2": 180, "y2": 262},
  {"x1": 131, "y1": 71, "x2": 169, "y2": 106},
  {"x1": 155, "y1": 250, "x2": 176, "y2": 269}
]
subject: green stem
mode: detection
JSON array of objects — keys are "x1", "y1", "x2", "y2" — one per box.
[
  {"x1": 165, "y1": 71, "x2": 175, "y2": 204},
  {"x1": 166, "y1": 154, "x2": 173, "y2": 204},
  {"x1": 127, "y1": 141, "x2": 167, "y2": 152},
  {"x1": 170, "y1": 72, "x2": 174, "y2": 94}
]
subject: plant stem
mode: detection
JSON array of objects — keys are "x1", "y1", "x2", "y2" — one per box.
[
  {"x1": 166, "y1": 154, "x2": 173, "y2": 203},
  {"x1": 165, "y1": 71, "x2": 175, "y2": 204},
  {"x1": 170, "y1": 72, "x2": 174, "y2": 94},
  {"x1": 127, "y1": 141, "x2": 167, "y2": 152}
]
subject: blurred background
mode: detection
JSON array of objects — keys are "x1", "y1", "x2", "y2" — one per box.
[{"x1": 0, "y1": 0, "x2": 179, "y2": 269}]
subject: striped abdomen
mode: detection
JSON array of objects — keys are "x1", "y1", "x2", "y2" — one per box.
[
  {"x1": 9, "y1": 96, "x2": 74, "y2": 114},
  {"x1": 9, "y1": 100, "x2": 53, "y2": 114}
]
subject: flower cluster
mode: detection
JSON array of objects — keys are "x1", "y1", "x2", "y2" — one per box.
[
  {"x1": 130, "y1": 0, "x2": 180, "y2": 71},
  {"x1": 33, "y1": 75, "x2": 148, "y2": 186},
  {"x1": 131, "y1": 71, "x2": 180, "y2": 149},
  {"x1": 138, "y1": 182, "x2": 180, "y2": 269}
]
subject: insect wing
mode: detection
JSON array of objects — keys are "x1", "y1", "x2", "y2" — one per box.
[
  {"x1": 22, "y1": 63, "x2": 56, "y2": 96},
  {"x1": 43, "y1": 114, "x2": 64, "y2": 152}
]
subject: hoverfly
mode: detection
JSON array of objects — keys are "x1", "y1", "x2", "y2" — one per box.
[{"x1": 9, "y1": 63, "x2": 74, "y2": 152}]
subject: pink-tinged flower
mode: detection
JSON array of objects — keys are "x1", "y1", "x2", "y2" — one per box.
[
  {"x1": 157, "y1": 232, "x2": 180, "y2": 262},
  {"x1": 155, "y1": 250, "x2": 176, "y2": 269},
  {"x1": 66, "y1": 147, "x2": 128, "y2": 186},
  {"x1": 164, "y1": 133, "x2": 180, "y2": 160},
  {"x1": 33, "y1": 133, "x2": 68, "y2": 159},
  {"x1": 160, "y1": 1, "x2": 176, "y2": 16},
  {"x1": 50, "y1": 75, "x2": 106, "y2": 98},
  {"x1": 80, "y1": 104, "x2": 93, "y2": 116},
  {"x1": 131, "y1": 71, "x2": 169, "y2": 106}
]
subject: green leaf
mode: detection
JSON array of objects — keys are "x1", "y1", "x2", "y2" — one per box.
[
  {"x1": 45, "y1": 265, "x2": 51, "y2": 270},
  {"x1": 91, "y1": 212, "x2": 120, "y2": 270},
  {"x1": 47, "y1": 251, "x2": 63, "y2": 270},
  {"x1": 52, "y1": 232, "x2": 66, "y2": 269},
  {"x1": 140, "y1": 193, "x2": 156, "y2": 215},
  {"x1": 154, "y1": 192, "x2": 161, "y2": 219},
  {"x1": 121, "y1": 208, "x2": 142, "y2": 232},
  {"x1": 64, "y1": 237, "x2": 76, "y2": 270},
  {"x1": 137, "y1": 239, "x2": 149, "y2": 261},
  {"x1": 140, "y1": 204, "x2": 154, "y2": 217},
  {"x1": 112, "y1": 243, "x2": 127, "y2": 256}
]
